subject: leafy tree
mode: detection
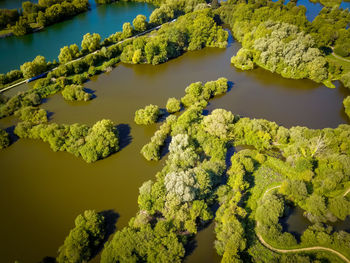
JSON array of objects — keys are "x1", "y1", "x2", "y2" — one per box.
[
  {"x1": 14, "y1": 106, "x2": 48, "y2": 124},
  {"x1": 165, "y1": 169, "x2": 199, "y2": 202},
  {"x1": 20, "y1": 55, "x2": 47, "y2": 79},
  {"x1": 58, "y1": 44, "x2": 80, "y2": 64},
  {"x1": 0, "y1": 129, "x2": 10, "y2": 149},
  {"x1": 79, "y1": 119, "x2": 119, "y2": 163},
  {"x1": 133, "y1": 14, "x2": 148, "y2": 32},
  {"x1": 57, "y1": 210, "x2": 106, "y2": 263},
  {"x1": 202, "y1": 109, "x2": 234, "y2": 139},
  {"x1": 12, "y1": 17, "x2": 31, "y2": 36},
  {"x1": 166, "y1": 97, "x2": 181, "y2": 113},
  {"x1": 122, "y1": 22, "x2": 133, "y2": 39},
  {"x1": 134, "y1": 104, "x2": 161, "y2": 125},
  {"x1": 149, "y1": 4, "x2": 174, "y2": 25},
  {"x1": 81, "y1": 33, "x2": 101, "y2": 52},
  {"x1": 62, "y1": 85, "x2": 92, "y2": 102}
]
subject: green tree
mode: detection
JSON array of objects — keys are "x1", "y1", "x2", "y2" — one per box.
[
  {"x1": 166, "y1": 97, "x2": 181, "y2": 113},
  {"x1": 57, "y1": 210, "x2": 106, "y2": 263},
  {"x1": 0, "y1": 129, "x2": 10, "y2": 149},
  {"x1": 81, "y1": 33, "x2": 101, "y2": 52},
  {"x1": 133, "y1": 15, "x2": 148, "y2": 32},
  {"x1": 134, "y1": 104, "x2": 161, "y2": 125}
]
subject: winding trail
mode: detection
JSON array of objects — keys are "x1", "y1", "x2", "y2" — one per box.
[
  {"x1": 0, "y1": 20, "x2": 175, "y2": 93},
  {"x1": 256, "y1": 185, "x2": 350, "y2": 263},
  {"x1": 330, "y1": 47, "x2": 350, "y2": 63}
]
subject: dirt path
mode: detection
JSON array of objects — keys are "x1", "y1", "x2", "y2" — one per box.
[
  {"x1": 0, "y1": 19, "x2": 176, "y2": 93},
  {"x1": 256, "y1": 185, "x2": 350, "y2": 263}
]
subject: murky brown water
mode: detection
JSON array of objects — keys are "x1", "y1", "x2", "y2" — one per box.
[{"x1": 0, "y1": 31, "x2": 349, "y2": 262}]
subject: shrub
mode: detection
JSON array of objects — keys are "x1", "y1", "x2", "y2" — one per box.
[{"x1": 134, "y1": 104, "x2": 160, "y2": 125}]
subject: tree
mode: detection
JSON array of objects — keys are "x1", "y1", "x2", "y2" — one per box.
[
  {"x1": 12, "y1": 17, "x2": 31, "y2": 36},
  {"x1": 14, "y1": 106, "x2": 48, "y2": 124},
  {"x1": 164, "y1": 170, "x2": 199, "y2": 202},
  {"x1": 134, "y1": 104, "x2": 160, "y2": 125},
  {"x1": 133, "y1": 15, "x2": 148, "y2": 32},
  {"x1": 62, "y1": 85, "x2": 92, "y2": 102},
  {"x1": 0, "y1": 129, "x2": 10, "y2": 149},
  {"x1": 122, "y1": 22, "x2": 133, "y2": 39},
  {"x1": 79, "y1": 119, "x2": 119, "y2": 163},
  {"x1": 57, "y1": 210, "x2": 106, "y2": 263},
  {"x1": 166, "y1": 97, "x2": 181, "y2": 113},
  {"x1": 149, "y1": 5, "x2": 174, "y2": 25},
  {"x1": 20, "y1": 55, "x2": 47, "y2": 79},
  {"x1": 202, "y1": 109, "x2": 234, "y2": 139},
  {"x1": 81, "y1": 33, "x2": 101, "y2": 52},
  {"x1": 58, "y1": 44, "x2": 80, "y2": 64}
]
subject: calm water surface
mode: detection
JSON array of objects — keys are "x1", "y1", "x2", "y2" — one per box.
[
  {"x1": 0, "y1": 0, "x2": 37, "y2": 9},
  {"x1": 0, "y1": 1, "x2": 154, "y2": 73},
  {"x1": 1, "y1": 29, "x2": 349, "y2": 262}
]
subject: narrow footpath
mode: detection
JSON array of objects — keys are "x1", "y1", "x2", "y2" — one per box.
[{"x1": 256, "y1": 185, "x2": 350, "y2": 263}]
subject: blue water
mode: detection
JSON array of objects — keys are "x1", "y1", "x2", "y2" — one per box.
[
  {"x1": 0, "y1": 0, "x2": 37, "y2": 9},
  {"x1": 0, "y1": 1, "x2": 154, "y2": 73},
  {"x1": 273, "y1": 0, "x2": 349, "y2": 21}
]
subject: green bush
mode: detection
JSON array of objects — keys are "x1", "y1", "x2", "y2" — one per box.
[
  {"x1": 0, "y1": 129, "x2": 10, "y2": 149},
  {"x1": 62, "y1": 85, "x2": 92, "y2": 102},
  {"x1": 134, "y1": 104, "x2": 161, "y2": 125},
  {"x1": 166, "y1": 97, "x2": 181, "y2": 113}
]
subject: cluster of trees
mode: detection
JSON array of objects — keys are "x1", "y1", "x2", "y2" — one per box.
[
  {"x1": 61, "y1": 84, "x2": 92, "y2": 101},
  {"x1": 14, "y1": 106, "x2": 48, "y2": 124},
  {"x1": 57, "y1": 210, "x2": 106, "y2": 263},
  {"x1": 1, "y1": 0, "x2": 90, "y2": 36},
  {"x1": 101, "y1": 80, "x2": 234, "y2": 262},
  {"x1": 134, "y1": 104, "x2": 161, "y2": 125},
  {"x1": 140, "y1": 115, "x2": 176, "y2": 160},
  {"x1": 0, "y1": 128, "x2": 10, "y2": 150},
  {"x1": 231, "y1": 21, "x2": 331, "y2": 86},
  {"x1": 14, "y1": 119, "x2": 119, "y2": 163},
  {"x1": 119, "y1": 9, "x2": 228, "y2": 65},
  {"x1": 0, "y1": 90, "x2": 42, "y2": 118},
  {"x1": 1, "y1": 5, "x2": 227, "y2": 117},
  {"x1": 216, "y1": 0, "x2": 350, "y2": 88}
]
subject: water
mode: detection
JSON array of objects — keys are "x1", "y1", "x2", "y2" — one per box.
[
  {"x1": 281, "y1": 206, "x2": 350, "y2": 238},
  {"x1": 1, "y1": 28, "x2": 349, "y2": 262},
  {"x1": 275, "y1": 0, "x2": 349, "y2": 21},
  {"x1": 0, "y1": 0, "x2": 37, "y2": 9},
  {"x1": 0, "y1": 1, "x2": 155, "y2": 73}
]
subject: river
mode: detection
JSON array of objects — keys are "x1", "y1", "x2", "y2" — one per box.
[
  {"x1": 0, "y1": 0, "x2": 154, "y2": 74},
  {"x1": 1, "y1": 1, "x2": 350, "y2": 263}
]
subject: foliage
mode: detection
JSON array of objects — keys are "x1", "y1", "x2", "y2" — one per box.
[
  {"x1": 166, "y1": 97, "x2": 181, "y2": 113},
  {"x1": 14, "y1": 119, "x2": 119, "y2": 163},
  {"x1": 57, "y1": 210, "x2": 106, "y2": 263},
  {"x1": 61, "y1": 85, "x2": 92, "y2": 101},
  {"x1": 20, "y1": 55, "x2": 48, "y2": 79},
  {"x1": 14, "y1": 106, "x2": 48, "y2": 124},
  {"x1": 133, "y1": 14, "x2": 148, "y2": 32},
  {"x1": 58, "y1": 44, "x2": 80, "y2": 64},
  {"x1": 141, "y1": 115, "x2": 176, "y2": 161},
  {"x1": 0, "y1": 129, "x2": 10, "y2": 150},
  {"x1": 81, "y1": 33, "x2": 101, "y2": 52},
  {"x1": 344, "y1": 96, "x2": 350, "y2": 119},
  {"x1": 134, "y1": 104, "x2": 161, "y2": 125}
]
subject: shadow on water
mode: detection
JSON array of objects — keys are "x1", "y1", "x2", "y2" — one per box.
[
  {"x1": 5, "y1": 125, "x2": 19, "y2": 144},
  {"x1": 92, "y1": 210, "x2": 120, "y2": 258},
  {"x1": 47, "y1": 111, "x2": 55, "y2": 121},
  {"x1": 84, "y1": 88, "x2": 97, "y2": 99},
  {"x1": 280, "y1": 205, "x2": 350, "y2": 242},
  {"x1": 116, "y1": 124, "x2": 132, "y2": 151}
]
